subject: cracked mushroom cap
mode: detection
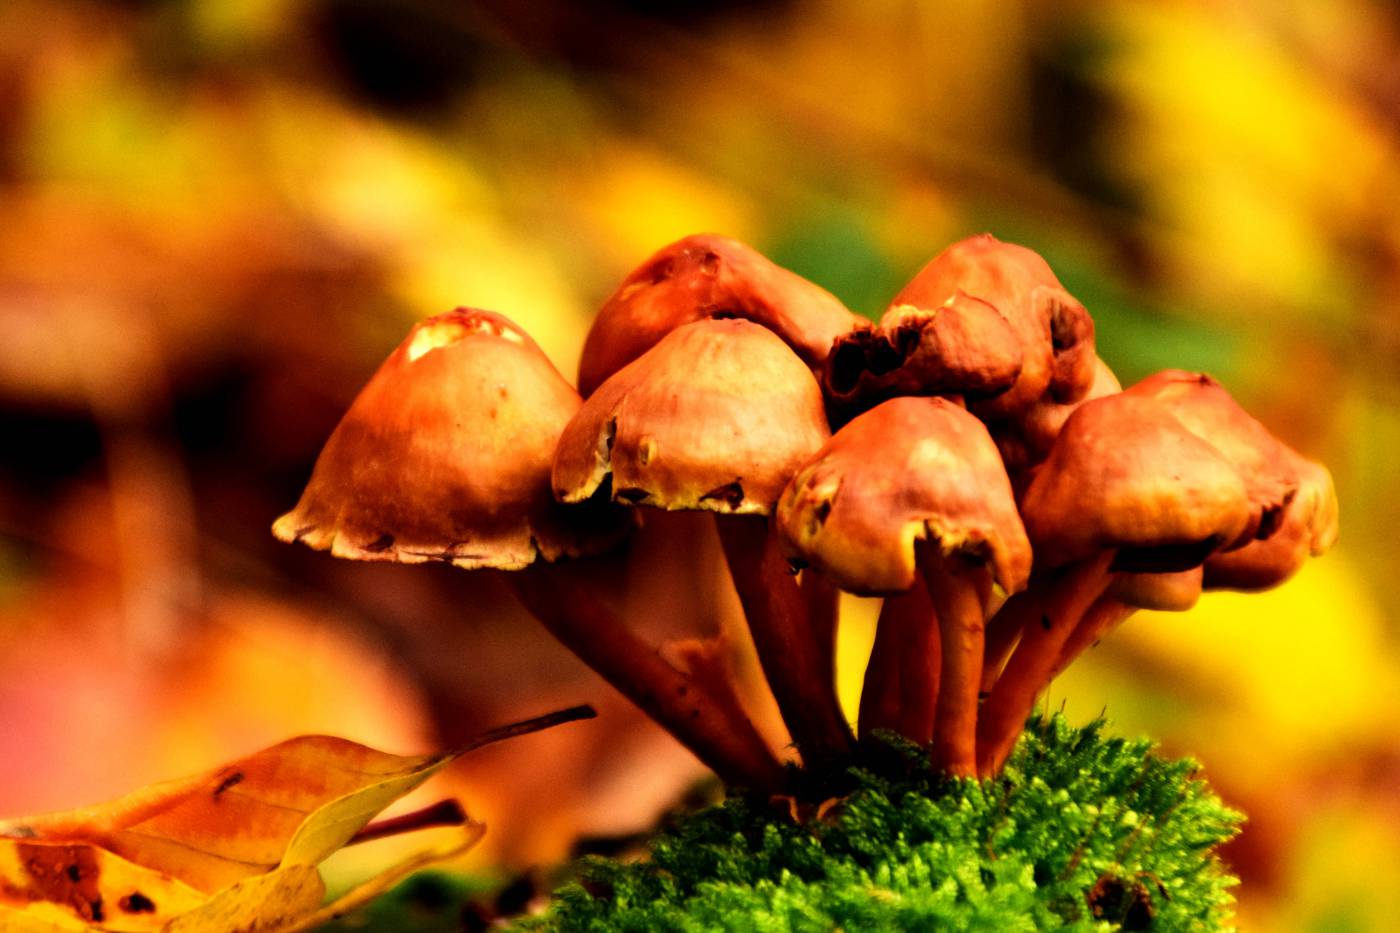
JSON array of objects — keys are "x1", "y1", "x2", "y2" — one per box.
[
  {"x1": 273, "y1": 308, "x2": 628, "y2": 570},
  {"x1": 1204, "y1": 454, "x2": 1338, "y2": 590},
  {"x1": 1124, "y1": 370, "x2": 1300, "y2": 547},
  {"x1": 554, "y1": 318, "x2": 830, "y2": 514},
  {"x1": 1020, "y1": 394, "x2": 1252, "y2": 572},
  {"x1": 891, "y1": 234, "x2": 1097, "y2": 416},
  {"x1": 822, "y1": 290, "x2": 1023, "y2": 410},
  {"x1": 776, "y1": 396, "x2": 1032, "y2": 596},
  {"x1": 577, "y1": 234, "x2": 863, "y2": 397}
]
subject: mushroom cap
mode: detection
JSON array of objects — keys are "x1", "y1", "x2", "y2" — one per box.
[
  {"x1": 1109, "y1": 568, "x2": 1204, "y2": 612},
  {"x1": 996, "y1": 356, "x2": 1122, "y2": 475},
  {"x1": 1123, "y1": 370, "x2": 1299, "y2": 547},
  {"x1": 273, "y1": 308, "x2": 628, "y2": 570},
  {"x1": 1020, "y1": 394, "x2": 1252, "y2": 571},
  {"x1": 777, "y1": 396, "x2": 1032, "y2": 596},
  {"x1": 1203, "y1": 454, "x2": 1338, "y2": 590},
  {"x1": 555, "y1": 318, "x2": 831, "y2": 515},
  {"x1": 822, "y1": 290, "x2": 1023, "y2": 409},
  {"x1": 577, "y1": 234, "x2": 862, "y2": 397},
  {"x1": 890, "y1": 234, "x2": 1097, "y2": 416}
]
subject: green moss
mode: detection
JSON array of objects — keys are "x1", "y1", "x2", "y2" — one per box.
[{"x1": 519, "y1": 717, "x2": 1242, "y2": 932}]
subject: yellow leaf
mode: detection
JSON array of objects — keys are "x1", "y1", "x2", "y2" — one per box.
[
  {"x1": 0, "y1": 837, "x2": 205, "y2": 931},
  {"x1": 158, "y1": 864, "x2": 324, "y2": 933},
  {"x1": 0, "y1": 706, "x2": 592, "y2": 931}
]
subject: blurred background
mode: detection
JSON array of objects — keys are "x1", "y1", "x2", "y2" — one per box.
[{"x1": 0, "y1": 0, "x2": 1397, "y2": 928}]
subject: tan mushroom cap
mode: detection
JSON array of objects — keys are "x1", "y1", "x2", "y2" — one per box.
[
  {"x1": 822, "y1": 290, "x2": 1023, "y2": 408},
  {"x1": 777, "y1": 396, "x2": 1031, "y2": 596},
  {"x1": 1020, "y1": 394, "x2": 1252, "y2": 571},
  {"x1": 891, "y1": 234, "x2": 1097, "y2": 416},
  {"x1": 1124, "y1": 370, "x2": 1299, "y2": 546},
  {"x1": 273, "y1": 308, "x2": 628, "y2": 570},
  {"x1": 1204, "y1": 454, "x2": 1338, "y2": 590},
  {"x1": 555, "y1": 318, "x2": 830, "y2": 515},
  {"x1": 578, "y1": 234, "x2": 862, "y2": 397}
]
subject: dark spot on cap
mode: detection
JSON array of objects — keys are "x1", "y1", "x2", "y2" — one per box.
[
  {"x1": 677, "y1": 685, "x2": 688, "y2": 696},
  {"x1": 813, "y1": 499, "x2": 833, "y2": 525},
  {"x1": 700, "y1": 481, "x2": 745, "y2": 510},
  {"x1": 90, "y1": 899, "x2": 104, "y2": 922},
  {"x1": 66, "y1": 864, "x2": 81, "y2": 882},
  {"x1": 649, "y1": 258, "x2": 674, "y2": 284},
  {"x1": 1040, "y1": 613, "x2": 1052, "y2": 631},
  {"x1": 213, "y1": 770, "x2": 245, "y2": 800},
  {"x1": 698, "y1": 250, "x2": 721, "y2": 275},
  {"x1": 364, "y1": 533, "x2": 396, "y2": 553},
  {"x1": 120, "y1": 892, "x2": 156, "y2": 914}
]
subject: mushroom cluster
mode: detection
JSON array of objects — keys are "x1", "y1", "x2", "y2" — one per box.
[{"x1": 274, "y1": 233, "x2": 1337, "y2": 791}]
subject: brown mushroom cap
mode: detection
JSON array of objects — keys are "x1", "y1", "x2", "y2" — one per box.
[
  {"x1": 1020, "y1": 394, "x2": 1252, "y2": 571},
  {"x1": 777, "y1": 395, "x2": 1032, "y2": 595},
  {"x1": 577, "y1": 234, "x2": 862, "y2": 397},
  {"x1": 1123, "y1": 370, "x2": 1299, "y2": 546},
  {"x1": 555, "y1": 318, "x2": 831, "y2": 515},
  {"x1": 273, "y1": 308, "x2": 627, "y2": 570},
  {"x1": 890, "y1": 234, "x2": 1097, "y2": 416},
  {"x1": 1203, "y1": 454, "x2": 1338, "y2": 590},
  {"x1": 822, "y1": 290, "x2": 1023, "y2": 409}
]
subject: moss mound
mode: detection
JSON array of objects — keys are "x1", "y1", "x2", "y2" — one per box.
[{"x1": 521, "y1": 717, "x2": 1241, "y2": 932}]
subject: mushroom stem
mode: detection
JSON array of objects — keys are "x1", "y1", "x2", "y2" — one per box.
[
  {"x1": 801, "y1": 570, "x2": 841, "y2": 705},
  {"x1": 975, "y1": 553, "x2": 1114, "y2": 776},
  {"x1": 1048, "y1": 595, "x2": 1135, "y2": 680},
  {"x1": 979, "y1": 585, "x2": 1044, "y2": 692},
  {"x1": 859, "y1": 580, "x2": 938, "y2": 743},
  {"x1": 507, "y1": 563, "x2": 785, "y2": 791},
  {"x1": 716, "y1": 516, "x2": 854, "y2": 763},
  {"x1": 921, "y1": 551, "x2": 991, "y2": 777}
]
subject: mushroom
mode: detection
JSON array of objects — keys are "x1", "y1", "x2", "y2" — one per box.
[
  {"x1": 887, "y1": 234, "x2": 1098, "y2": 416},
  {"x1": 1123, "y1": 370, "x2": 1300, "y2": 546},
  {"x1": 554, "y1": 318, "x2": 853, "y2": 763},
  {"x1": 274, "y1": 308, "x2": 783, "y2": 790},
  {"x1": 976, "y1": 393, "x2": 1253, "y2": 775},
  {"x1": 577, "y1": 233, "x2": 864, "y2": 397},
  {"x1": 822, "y1": 290, "x2": 1023, "y2": 415},
  {"x1": 777, "y1": 396, "x2": 1032, "y2": 776}
]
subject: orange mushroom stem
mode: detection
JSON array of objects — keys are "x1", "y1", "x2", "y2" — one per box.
[{"x1": 859, "y1": 579, "x2": 939, "y2": 743}]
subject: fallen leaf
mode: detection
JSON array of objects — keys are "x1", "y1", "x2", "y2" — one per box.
[{"x1": 0, "y1": 706, "x2": 593, "y2": 931}]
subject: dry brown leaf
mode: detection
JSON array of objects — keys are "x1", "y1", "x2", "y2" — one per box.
[{"x1": 0, "y1": 706, "x2": 592, "y2": 931}]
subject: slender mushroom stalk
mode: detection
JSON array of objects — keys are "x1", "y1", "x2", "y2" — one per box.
[
  {"x1": 578, "y1": 233, "x2": 863, "y2": 397},
  {"x1": 977, "y1": 393, "x2": 1255, "y2": 776},
  {"x1": 778, "y1": 396, "x2": 1031, "y2": 776},
  {"x1": 274, "y1": 308, "x2": 783, "y2": 791},
  {"x1": 859, "y1": 579, "x2": 938, "y2": 742},
  {"x1": 921, "y1": 548, "x2": 995, "y2": 776},
  {"x1": 555, "y1": 318, "x2": 853, "y2": 764}
]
